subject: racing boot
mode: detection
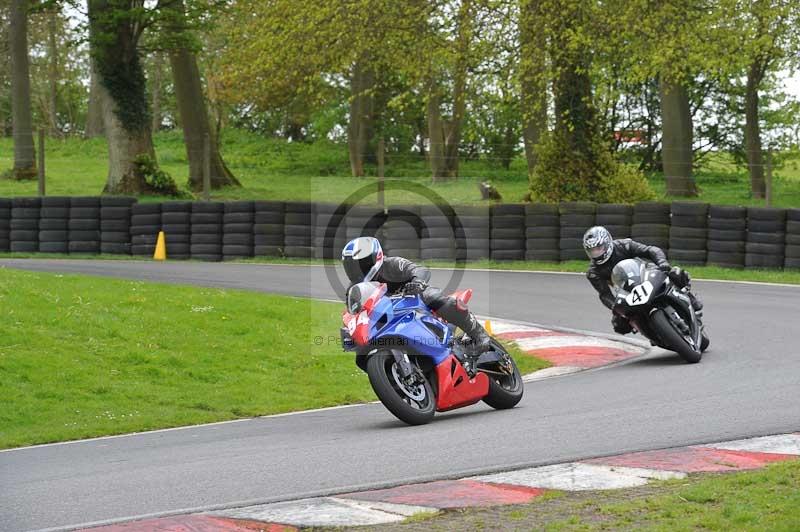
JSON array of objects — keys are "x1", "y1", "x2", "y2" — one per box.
[
  {"x1": 435, "y1": 298, "x2": 493, "y2": 356},
  {"x1": 461, "y1": 313, "x2": 494, "y2": 356}
]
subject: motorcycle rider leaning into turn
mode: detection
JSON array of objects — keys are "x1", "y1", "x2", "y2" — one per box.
[
  {"x1": 583, "y1": 226, "x2": 703, "y2": 335},
  {"x1": 341, "y1": 236, "x2": 493, "y2": 354}
]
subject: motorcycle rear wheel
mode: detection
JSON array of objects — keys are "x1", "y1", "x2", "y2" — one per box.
[
  {"x1": 482, "y1": 350, "x2": 524, "y2": 410},
  {"x1": 366, "y1": 352, "x2": 436, "y2": 425},
  {"x1": 652, "y1": 309, "x2": 702, "y2": 363}
]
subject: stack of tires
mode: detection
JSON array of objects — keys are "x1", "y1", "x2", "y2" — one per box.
[
  {"x1": 631, "y1": 202, "x2": 670, "y2": 250},
  {"x1": 595, "y1": 204, "x2": 632, "y2": 239},
  {"x1": 559, "y1": 202, "x2": 596, "y2": 261},
  {"x1": 313, "y1": 203, "x2": 348, "y2": 259},
  {"x1": 785, "y1": 209, "x2": 800, "y2": 269},
  {"x1": 190, "y1": 202, "x2": 224, "y2": 261},
  {"x1": 345, "y1": 204, "x2": 385, "y2": 244},
  {"x1": 706, "y1": 205, "x2": 746, "y2": 268},
  {"x1": 745, "y1": 207, "x2": 785, "y2": 269},
  {"x1": 130, "y1": 203, "x2": 161, "y2": 257},
  {"x1": 100, "y1": 197, "x2": 135, "y2": 255},
  {"x1": 524, "y1": 204, "x2": 559, "y2": 262},
  {"x1": 454, "y1": 205, "x2": 491, "y2": 261},
  {"x1": 253, "y1": 201, "x2": 285, "y2": 257},
  {"x1": 668, "y1": 202, "x2": 708, "y2": 266},
  {"x1": 0, "y1": 199, "x2": 9, "y2": 252},
  {"x1": 38, "y1": 197, "x2": 70, "y2": 253},
  {"x1": 222, "y1": 201, "x2": 254, "y2": 260},
  {"x1": 490, "y1": 204, "x2": 525, "y2": 261},
  {"x1": 419, "y1": 205, "x2": 455, "y2": 261},
  {"x1": 283, "y1": 202, "x2": 315, "y2": 258},
  {"x1": 10, "y1": 197, "x2": 40, "y2": 252},
  {"x1": 69, "y1": 197, "x2": 101, "y2": 254},
  {"x1": 159, "y1": 201, "x2": 191, "y2": 259},
  {"x1": 381, "y1": 205, "x2": 421, "y2": 259}
]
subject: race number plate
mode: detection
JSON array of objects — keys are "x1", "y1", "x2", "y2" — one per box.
[{"x1": 625, "y1": 281, "x2": 654, "y2": 306}]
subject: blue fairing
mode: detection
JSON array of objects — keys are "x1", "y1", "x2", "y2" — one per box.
[{"x1": 364, "y1": 294, "x2": 453, "y2": 365}]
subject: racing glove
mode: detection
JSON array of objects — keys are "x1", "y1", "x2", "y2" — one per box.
[{"x1": 404, "y1": 280, "x2": 428, "y2": 295}]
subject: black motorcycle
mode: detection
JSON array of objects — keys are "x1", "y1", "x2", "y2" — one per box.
[{"x1": 611, "y1": 258, "x2": 709, "y2": 363}]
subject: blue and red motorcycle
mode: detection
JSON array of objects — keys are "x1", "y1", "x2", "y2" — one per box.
[{"x1": 341, "y1": 281, "x2": 524, "y2": 425}]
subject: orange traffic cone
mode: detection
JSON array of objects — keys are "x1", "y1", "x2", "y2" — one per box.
[{"x1": 153, "y1": 231, "x2": 167, "y2": 260}]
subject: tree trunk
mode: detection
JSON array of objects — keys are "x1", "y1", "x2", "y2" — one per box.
[
  {"x1": 98, "y1": 79, "x2": 154, "y2": 193},
  {"x1": 659, "y1": 77, "x2": 696, "y2": 196},
  {"x1": 84, "y1": 63, "x2": 105, "y2": 138},
  {"x1": 169, "y1": 46, "x2": 240, "y2": 190},
  {"x1": 89, "y1": 0, "x2": 155, "y2": 194},
  {"x1": 47, "y1": 7, "x2": 59, "y2": 137},
  {"x1": 9, "y1": 0, "x2": 36, "y2": 179},
  {"x1": 151, "y1": 53, "x2": 164, "y2": 133},
  {"x1": 745, "y1": 61, "x2": 765, "y2": 198},
  {"x1": 427, "y1": 91, "x2": 448, "y2": 180},
  {"x1": 347, "y1": 60, "x2": 375, "y2": 177},
  {"x1": 519, "y1": 0, "x2": 547, "y2": 175}
]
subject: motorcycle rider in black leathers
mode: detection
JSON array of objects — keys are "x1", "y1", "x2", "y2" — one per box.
[
  {"x1": 342, "y1": 236, "x2": 492, "y2": 352},
  {"x1": 583, "y1": 226, "x2": 703, "y2": 335}
]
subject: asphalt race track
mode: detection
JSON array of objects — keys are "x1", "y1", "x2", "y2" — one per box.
[{"x1": 1, "y1": 259, "x2": 799, "y2": 531}]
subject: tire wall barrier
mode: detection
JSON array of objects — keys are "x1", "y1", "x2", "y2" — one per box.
[{"x1": 1, "y1": 197, "x2": 797, "y2": 270}]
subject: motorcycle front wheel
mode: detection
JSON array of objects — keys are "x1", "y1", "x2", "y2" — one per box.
[
  {"x1": 651, "y1": 309, "x2": 702, "y2": 363},
  {"x1": 366, "y1": 352, "x2": 436, "y2": 425}
]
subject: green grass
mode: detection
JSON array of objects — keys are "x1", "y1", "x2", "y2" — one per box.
[
  {"x1": 0, "y1": 268, "x2": 547, "y2": 449},
  {"x1": 2, "y1": 130, "x2": 799, "y2": 207},
  {"x1": 547, "y1": 461, "x2": 800, "y2": 531}
]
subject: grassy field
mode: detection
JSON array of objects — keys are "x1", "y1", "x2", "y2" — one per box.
[
  {"x1": 0, "y1": 268, "x2": 548, "y2": 449},
  {"x1": 369, "y1": 460, "x2": 800, "y2": 531},
  {"x1": 1, "y1": 130, "x2": 799, "y2": 207}
]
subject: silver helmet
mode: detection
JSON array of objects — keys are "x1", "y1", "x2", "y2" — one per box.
[{"x1": 583, "y1": 226, "x2": 613, "y2": 264}]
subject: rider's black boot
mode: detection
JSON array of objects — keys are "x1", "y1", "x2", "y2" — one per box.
[{"x1": 435, "y1": 298, "x2": 492, "y2": 355}]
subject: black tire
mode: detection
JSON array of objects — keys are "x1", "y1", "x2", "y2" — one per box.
[
  {"x1": 491, "y1": 249, "x2": 525, "y2": 261},
  {"x1": 223, "y1": 234, "x2": 253, "y2": 245},
  {"x1": 191, "y1": 213, "x2": 223, "y2": 224},
  {"x1": 164, "y1": 233, "x2": 190, "y2": 244},
  {"x1": 100, "y1": 196, "x2": 136, "y2": 207},
  {"x1": 526, "y1": 226, "x2": 560, "y2": 239},
  {"x1": 785, "y1": 245, "x2": 800, "y2": 259},
  {"x1": 69, "y1": 219, "x2": 100, "y2": 231},
  {"x1": 162, "y1": 212, "x2": 191, "y2": 224},
  {"x1": 787, "y1": 209, "x2": 800, "y2": 222},
  {"x1": 481, "y1": 351, "x2": 524, "y2": 410},
  {"x1": 10, "y1": 241, "x2": 38, "y2": 252},
  {"x1": 747, "y1": 207, "x2": 786, "y2": 222},
  {"x1": 709, "y1": 205, "x2": 746, "y2": 219},
  {"x1": 38, "y1": 242, "x2": 68, "y2": 253},
  {"x1": 39, "y1": 219, "x2": 69, "y2": 230},
  {"x1": 745, "y1": 253, "x2": 784, "y2": 268},
  {"x1": 223, "y1": 223, "x2": 254, "y2": 234},
  {"x1": 671, "y1": 202, "x2": 709, "y2": 216},
  {"x1": 192, "y1": 224, "x2": 223, "y2": 235},
  {"x1": 651, "y1": 309, "x2": 702, "y2": 363},
  {"x1": 10, "y1": 230, "x2": 38, "y2": 241},
  {"x1": 101, "y1": 220, "x2": 130, "y2": 232},
  {"x1": 708, "y1": 229, "x2": 745, "y2": 241},
  {"x1": 223, "y1": 212, "x2": 254, "y2": 224},
  {"x1": 224, "y1": 201, "x2": 254, "y2": 213},
  {"x1": 40, "y1": 207, "x2": 70, "y2": 218},
  {"x1": 708, "y1": 218, "x2": 746, "y2": 231},
  {"x1": 747, "y1": 220, "x2": 785, "y2": 233},
  {"x1": 669, "y1": 237, "x2": 706, "y2": 250},
  {"x1": 787, "y1": 234, "x2": 800, "y2": 245},
  {"x1": 559, "y1": 201, "x2": 596, "y2": 215},
  {"x1": 633, "y1": 212, "x2": 670, "y2": 224},
  {"x1": 525, "y1": 214, "x2": 559, "y2": 227},
  {"x1": 254, "y1": 245, "x2": 283, "y2": 256},
  {"x1": 254, "y1": 235, "x2": 284, "y2": 246},
  {"x1": 631, "y1": 224, "x2": 670, "y2": 238},
  {"x1": 101, "y1": 207, "x2": 132, "y2": 220},
  {"x1": 747, "y1": 231, "x2": 785, "y2": 245},
  {"x1": 595, "y1": 214, "x2": 631, "y2": 226},
  {"x1": 671, "y1": 214, "x2": 708, "y2": 228},
  {"x1": 492, "y1": 204, "x2": 525, "y2": 216},
  {"x1": 191, "y1": 244, "x2": 222, "y2": 254},
  {"x1": 192, "y1": 202, "x2": 224, "y2": 214},
  {"x1": 12, "y1": 208, "x2": 40, "y2": 219},
  {"x1": 560, "y1": 249, "x2": 586, "y2": 261},
  {"x1": 101, "y1": 232, "x2": 131, "y2": 244},
  {"x1": 597, "y1": 203, "x2": 633, "y2": 216},
  {"x1": 222, "y1": 245, "x2": 253, "y2": 256},
  {"x1": 254, "y1": 212, "x2": 285, "y2": 224},
  {"x1": 69, "y1": 197, "x2": 99, "y2": 208},
  {"x1": 69, "y1": 230, "x2": 101, "y2": 241},
  {"x1": 191, "y1": 233, "x2": 223, "y2": 244},
  {"x1": 366, "y1": 353, "x2": 435, "y2": 425},
  {"x1": 785, "y1": 257, "x2": 800, "y2": 269},
  {"x1": 525, "y1": 203, "x2": 558, "y2": 215},
  {"x1": 160, "y1": 201, "x2": 192, "y2": 213},
  {"x1": 745, "y1": 242, "x2": 784, "y2": 255},
  {"x1": 558, "y1": 237, "x2": 583, "y2": 250},
  {"x1": 68, "y1": 241, "x2": 100, "y2": 253},
  {"x1": 254, "y1": 223, "x2": 284, "y2": 235},
  {"x1": 161, "y1": 224, "x2": 190, "y2": 235},
  {"x1": 560, "y1": 226, "x2": 586, "y2": 239},
  {"x1": 491, "y1": 216, "x2": 525, "y2": 230},
  {"x1": 101, "y1": 242, "x2": 131, "y2": 255},
  {"x1": 491, "y1": 228, "x2": 525, "y2": 240},
  {"x1": 491, "y1": 238, "x2": 525, "y2": 251},
  {"x1": 525, "y1": 249, "x2": 560, "y2": 261},
  {"x1": 707, "y1": 240, "x2": 745, "y2": 253},
  {"x1": 12, "y1": 198, "x2": 41, "y2": 208},
  {"x1": 560, "y1": 213, "x2": 595, "y2": 227},
  {"x1": 39, "y1": 230, "x2": 68, "y2": 241},
  {"x1": 670, "y1": 227, "x2": 707, "y2": 239}
]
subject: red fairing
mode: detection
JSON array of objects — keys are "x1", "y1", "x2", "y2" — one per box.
[
  {"x1": 343, "y1": 310, "x2": 370, "y2": 346},
  {"x1": 434, "y1": 355, "x2": 489, "y2": 411}
]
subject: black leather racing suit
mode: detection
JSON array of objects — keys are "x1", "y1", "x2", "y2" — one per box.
[
  {"x1": 368, "y1": 256, "x2": 484, "y2": 338},
  {"x1": 586, "y1": 239, "x2": 671, "y2": 334}
]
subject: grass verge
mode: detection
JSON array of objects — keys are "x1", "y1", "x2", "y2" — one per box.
[
  {"x1": 349, "y1": 460, "x2": 800, "y2": 531},
  {"x1": 2, "y1": 130, "x2": 799, "y2": 207},
  {"x1": 0, "y1": 268, "x2": 547, "y2": 449}
]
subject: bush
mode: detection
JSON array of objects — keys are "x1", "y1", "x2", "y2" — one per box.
[
  {"x1": 529, "y1": 132, "x2": 655, "y2": 203},
  {"x1": 133, "y1": 154, "x2": 183, "y2": 197}
]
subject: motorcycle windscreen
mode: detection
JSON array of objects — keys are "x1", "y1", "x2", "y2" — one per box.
[
  {"x1": 346, "y1": 281, "x2": 385, "y2": 314},
  {"x1": 611, "y1": 258, "x2": 645, "y2": 294}
]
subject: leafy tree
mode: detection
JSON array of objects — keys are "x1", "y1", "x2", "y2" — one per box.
[{"x1": 7, "y1": 0, "x2": 36, "y2": 180}]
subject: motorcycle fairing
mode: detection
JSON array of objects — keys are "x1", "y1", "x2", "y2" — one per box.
[{"x1": 434, "y1": 355, "x2": 489, "y2": 411}]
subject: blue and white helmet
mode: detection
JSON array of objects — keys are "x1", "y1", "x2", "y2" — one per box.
[
  {"x1": 342, "y1": 236, "x2": 384, "y2": 283},
  {"x1": 583, "y1": 226, "x2": 613, "y2": 264}
]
